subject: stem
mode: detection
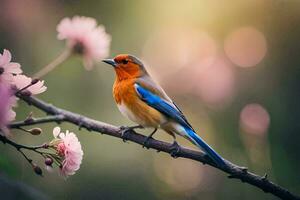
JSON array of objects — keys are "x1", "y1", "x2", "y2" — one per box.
[
  {"x1": 17, "y1": 127, "x2": 33, "y2": 134},
  {"x1": 18, "y1": 149, "x2": 33, "y2": 166},
  {"x1": 0, "y1": 134, "x2": 50, "y2": 169},
  {"x1": 0, "y1": 134, "x2": 46, "y2": 151},
  {"x1": 33, "y1": 49, "x2": 71, "y2": 79}
]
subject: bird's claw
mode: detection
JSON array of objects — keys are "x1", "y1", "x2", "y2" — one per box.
[
  {"x1": 142, "y1": 128, "x2": 157, "y2": 149},
  {"x1": 119, "y1": 125, "x2": 143, "y2": 142},
  {"x1": 170, "y1": 141, "x2": 181, "y2": 158},
  {"x1": 142, "y1": 136, "x2": 153, "y2": 149},
  {"x1": 120, "y1": 126, "x2": 131, "y2": 142}
]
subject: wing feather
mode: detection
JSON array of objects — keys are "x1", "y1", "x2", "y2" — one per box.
[
  {"x1": 136, "y1": 76, "x2": 194, "y2": 130},
  {"x1": 134, "y1": 83, "x2": 192, "y2": 129}
]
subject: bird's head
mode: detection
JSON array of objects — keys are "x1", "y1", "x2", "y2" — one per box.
[{"x1": 102, "y1": 54, "x2": 147, "y2": 80}]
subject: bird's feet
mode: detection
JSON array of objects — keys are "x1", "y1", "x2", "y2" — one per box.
[
  {"x1": 170, "y1": 141, "x2": 181, "y2": 158},
  {"x1": 142, "y1": 128, "x2": 157, "y2": 149},
  {"x1": 120, "y1": 125, "x2": 143, "y2": 142},
  {"x1": 142, "y1": 135, "x2": 153, "y2": 149}
]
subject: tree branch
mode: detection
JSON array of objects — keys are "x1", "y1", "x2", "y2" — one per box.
[{"x1": 14, "y1": 94, "x2": 300, "y2": 200}]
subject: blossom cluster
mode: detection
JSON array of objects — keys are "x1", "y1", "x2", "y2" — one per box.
[
  {"x1": 0, "y1": 15, "x2": 109, "y2": 178},
  {"x1": 0, "y1": 49, "x2": 84, "y2": 178},
  {"x1": 57, "y1": 16, "x2": 111, "y2": 70},
  {"x1": 0, "y1": 49, "x2": 47, "y2": 135},
  {"x1": 46, "y1": 127, "x2": 83, "y2": 177}
]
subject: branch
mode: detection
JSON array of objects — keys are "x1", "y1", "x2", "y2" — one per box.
[
  {"x1": 9, "y1": 115, "x2": 65, "y2": 129},
  {"x1": 15, "y1": 94, "x2": 300, "y2": 200}
]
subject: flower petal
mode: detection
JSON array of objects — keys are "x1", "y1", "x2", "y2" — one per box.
[
  {"x1": 53, "y1": 127, "x2": 61, "y2": 138},
  {"x1": 6, "y1": 62, "x2": 22, "y2": 74},
  {"x1": 0, "y1": 49, "x2": 12, "y2": 66}
]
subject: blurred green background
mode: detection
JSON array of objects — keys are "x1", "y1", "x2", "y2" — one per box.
[{"x1": 0, "y1": 0, "x2": 300, "y2": 199}]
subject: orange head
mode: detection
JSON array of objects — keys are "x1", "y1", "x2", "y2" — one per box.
[{"x1": 102, "y1": 54, "x2": 147, "y2": 80}]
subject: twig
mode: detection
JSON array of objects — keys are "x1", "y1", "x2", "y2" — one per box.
[
  {"x1": 33, "y1": 49, "x2": 71, "y2": 79},
  {"x1": 0, "y1": 134, "x2": 45, "y2": 151},
  {"x1": 9, "y1": 115, "x2": 65, "y2": 129},
  {"x1": 18, "y1": 149, "x2": 33, "y2": 166},
  {"x1": 15, "y1": 94, "x2": 300, "y2": 200},
  {"x1": 0, "y1": 134, "x2": 48, "y2": 171}
]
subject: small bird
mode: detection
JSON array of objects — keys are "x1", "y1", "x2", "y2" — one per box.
[{"x1": 102, "y1": 54, "x2": 226, "y2": 167}]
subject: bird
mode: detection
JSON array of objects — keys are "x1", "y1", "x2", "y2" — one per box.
[{"x1": 102, "y1": 54, "x2": 226, "y2": 168}]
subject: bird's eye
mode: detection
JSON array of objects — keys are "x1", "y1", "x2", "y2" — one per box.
[{"x1": 122, "y1": 59, "x2": 128, "y2": 64}]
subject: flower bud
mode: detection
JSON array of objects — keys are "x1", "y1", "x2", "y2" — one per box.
[
  {"x1": 33, "y1": 164, "x2": 43, "y2": 176},
  {"x1": 45, "y1": 157, "x2": 53, "y2": 166},
  {"x1": 28, "y1": 128, "x2": 42, "y2": 135}
]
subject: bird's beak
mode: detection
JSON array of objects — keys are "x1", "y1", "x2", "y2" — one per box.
[{"x1": 102, "y1": 59, "x2": 117, "y2": 67}]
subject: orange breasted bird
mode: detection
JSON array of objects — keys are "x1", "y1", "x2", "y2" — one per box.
[{"x1": 102, "y1": 54, "x2": 226, "y2": 167}]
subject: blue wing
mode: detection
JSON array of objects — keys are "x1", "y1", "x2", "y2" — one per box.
[
  {"x1": 134, "y1": 83, "x2": 191, "y2": 128},
  {"x1": 134, "y1": 83, "x2": 226, "y2": 167},
  {"x1": 136, "y1": 76, "x2": 195, "y2": 131}
]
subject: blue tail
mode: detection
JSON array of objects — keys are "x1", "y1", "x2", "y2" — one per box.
[{"x1": 184, "y1": 127, "x2": 226, "y2": 168}]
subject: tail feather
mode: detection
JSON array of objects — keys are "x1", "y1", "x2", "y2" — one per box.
[{"x1": 184, "y1": 127, "x2": 226, "y2": 167}]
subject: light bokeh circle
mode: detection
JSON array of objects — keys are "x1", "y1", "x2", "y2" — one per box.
[
  {"x1": 224, "y1": 26, "x2": 267, "y2": 68},
  {"x1": 240, "y1": 103, "x2": 270, "y2": 136}
]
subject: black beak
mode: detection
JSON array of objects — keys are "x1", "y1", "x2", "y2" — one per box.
[{"x1": 102, "y1": 59, "x2": 116, "y2": 67}]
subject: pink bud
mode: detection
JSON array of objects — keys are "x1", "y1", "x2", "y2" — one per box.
[{"x1": 45, "y1": 157, "x2": 53, "y2": 166}]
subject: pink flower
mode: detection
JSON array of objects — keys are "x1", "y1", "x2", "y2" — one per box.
[
  {"x1": 57, "y1": 16, "x2": 111, "y2": 70},
  {"x1": 12, "y1": 74, "x2": 47, "y2": 95},
  {"x1": 0, "y1": 49, "x2": 22, "y2": 82},
  {"x1": 0, "y1": 83, "x2": 17, "y2": 136},
  {"x1": 52, "y1": 127, "x2": 83, "y2": 177}
]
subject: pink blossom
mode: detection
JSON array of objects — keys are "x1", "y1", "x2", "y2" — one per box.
[
  {"x1": 52, "y1": 127, "x2": 83, "y2": 177},
  {"x1": 57, "y1": 16, "x2": 111, "y2": 70},
  {"x1": 12, "y1": 74, "x2": 47, "y2": 95},
  {"x1": 0, "y1": 49, "x2": 22, "y2": 82},
  {"x1": 0, "y1": 83, "x2": 17, "y2": 136}
]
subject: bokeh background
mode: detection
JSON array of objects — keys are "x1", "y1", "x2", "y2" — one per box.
[{"x1": 0, "y1": 0, "x2": 300, "y2": 199}]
